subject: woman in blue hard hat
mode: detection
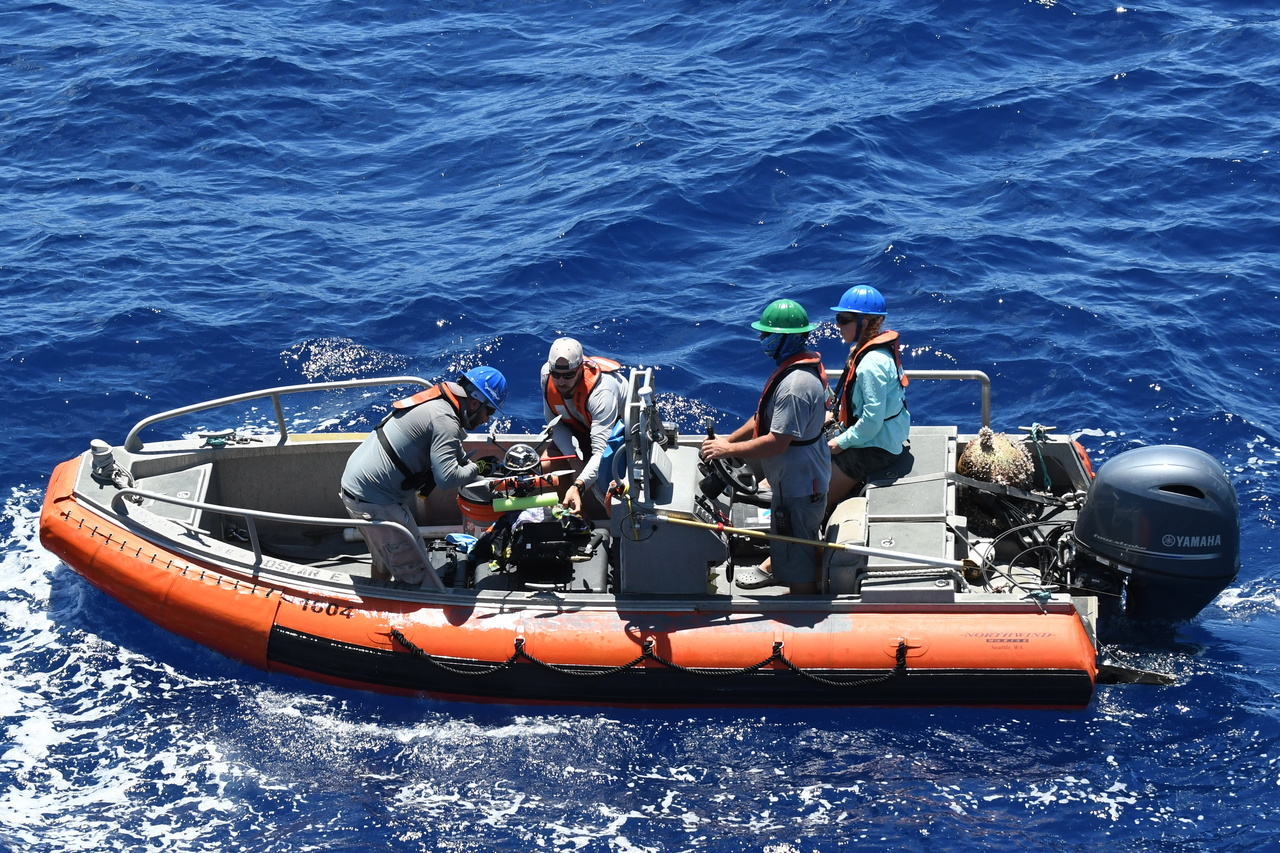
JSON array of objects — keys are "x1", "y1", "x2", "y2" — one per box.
[
  {"x1": 340, "y1": 366, "x2": 507, "y2": 585},
  {"x1": 826, "y1": 285, "x2": 910, "y2": 508}
]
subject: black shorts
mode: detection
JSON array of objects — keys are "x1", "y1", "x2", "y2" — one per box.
[{"x1": 832, "y1": 444, "x2": 901, "y2": 481}]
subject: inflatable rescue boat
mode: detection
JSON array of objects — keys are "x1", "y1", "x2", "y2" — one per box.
[{"x1": 39, "y1": 369, "x2": 1240, "y2": 708}]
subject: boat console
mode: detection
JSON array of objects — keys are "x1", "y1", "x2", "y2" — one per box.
[{"x1": 609, "y1": 369, "x2": 730, "y2": 594}]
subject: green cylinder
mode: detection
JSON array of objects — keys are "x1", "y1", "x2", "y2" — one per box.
[{"x1": 492, "y1": 493, "x2": 559, "y2": 512}]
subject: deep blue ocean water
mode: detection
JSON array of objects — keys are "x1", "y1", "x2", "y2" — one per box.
[{"x1": 4, "y1": 0, "x2": 1280, "y2": 849}]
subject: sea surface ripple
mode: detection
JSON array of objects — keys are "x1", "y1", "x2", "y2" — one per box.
[{"x1": 3, "y1": 1, "x2": 1279, "y2": 850}]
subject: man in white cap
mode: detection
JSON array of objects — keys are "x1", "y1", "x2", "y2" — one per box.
[{"x1": 540, "y1": 337, "x2": 626, "y2": 514}]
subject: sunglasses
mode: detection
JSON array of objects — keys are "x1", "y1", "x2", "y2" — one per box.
[
  {"x1": 550, "y1": 368, "x2": 580, "y2": 379},
  {"x1": 836, "y1": 313, "x2": 863, "y2": 326}
]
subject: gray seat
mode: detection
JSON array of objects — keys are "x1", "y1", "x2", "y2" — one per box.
[{"x1": 825, "y1": 427, "x2": 959, "y2": 598}]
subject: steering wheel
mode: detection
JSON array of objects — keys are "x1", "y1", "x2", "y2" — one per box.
[
  {"x1": 699, "y1": 419, "x2": 759, "y2": 497},
  {"x1": 708, "y1": 455, "x2": 759, "y2": 496}
]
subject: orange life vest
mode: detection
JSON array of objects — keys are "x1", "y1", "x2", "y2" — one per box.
[
  {"x1": 544, "y1": 357, "x2": 622, "y2": 445},
  {"x1": 391, "y1": 382, "x2": 465, "y2": 414},
  {"x1": 377, "y1": 383, "x2": 466, "y2": 495},
  {"x1": 832, "y1": 330, "x2": 908, "y2": 428},
  {"x1": 753, "y1": 350, "x2": 828, "y2": 443}
]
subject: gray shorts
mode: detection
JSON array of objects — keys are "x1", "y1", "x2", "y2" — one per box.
[{"x1": 769, "y1": 492, "x2": 826, "y2": 585}]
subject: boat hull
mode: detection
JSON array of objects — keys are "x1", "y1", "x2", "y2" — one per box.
[{"x1": 41, "y1": 458, "x2": 1098, "y2": 708}]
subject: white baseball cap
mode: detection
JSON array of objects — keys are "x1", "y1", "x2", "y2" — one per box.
[{"x1": 547, "y1": 337, "x2": 583, "y2": 370}]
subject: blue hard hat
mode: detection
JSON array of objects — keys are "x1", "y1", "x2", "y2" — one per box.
[
  {"x1": 461, "y1": 366, "x2": 507, "y2": 410},
  {"x1": 831, "y1": 285, "x2": 887, "y2": 316}
]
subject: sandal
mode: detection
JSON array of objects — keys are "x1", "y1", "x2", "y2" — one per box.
[{"x1": 735, "y1": 565, "x2": 781, "y2": 589}]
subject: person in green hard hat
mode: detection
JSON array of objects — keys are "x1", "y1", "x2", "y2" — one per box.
[{"x1": 701, "y1": 298, "x2": 830, "y2": 593}]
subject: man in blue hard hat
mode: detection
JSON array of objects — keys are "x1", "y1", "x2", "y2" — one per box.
[
  {"x1": 340, "y1": 366, "x2": 507, "y2": 585},
  {"x1": 701, "y1": 299, "x2": 830, "y2": 594}
]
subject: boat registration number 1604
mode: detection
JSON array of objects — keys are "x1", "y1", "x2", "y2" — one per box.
[{"x1": 284, "y1": 595, "x2": 355, "y2": 618}]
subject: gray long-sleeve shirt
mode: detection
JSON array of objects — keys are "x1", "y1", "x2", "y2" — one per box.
[
  {"x1": 540, "y1": 363, "x2": 626, "y2": 489},
  {"x1": 341, "y1": 382, "x2": 480, "y2": 505}
]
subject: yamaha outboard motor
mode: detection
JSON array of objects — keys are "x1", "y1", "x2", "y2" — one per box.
[{"x1": 1073, "y1": 445, "x2": 1239, "y2": 622}]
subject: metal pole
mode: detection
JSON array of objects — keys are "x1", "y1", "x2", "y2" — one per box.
[{"x1": 654, "y1": 510, "x2": 971, "y2": 572}]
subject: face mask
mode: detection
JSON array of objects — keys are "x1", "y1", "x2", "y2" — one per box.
[
  {"x1": 762, "y1": 333, "x2": 806, "y2": 364},
  {"x1": 761, "y1": 333, "x2": 785, "y2": 360},
  {"x1": 460, "y1": 398, "x2": 486, "y2": 430}
]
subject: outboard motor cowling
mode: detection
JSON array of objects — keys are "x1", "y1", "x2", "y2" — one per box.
[{"x1": 1073, "y1": 445, "x2": 1239, "y2": 622}]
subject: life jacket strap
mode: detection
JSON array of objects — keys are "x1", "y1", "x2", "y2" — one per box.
[
  {"x1": 376, "y1": 425, "x2": 437, "y2": 496},
  {"x1": 374, "y1": 383, "x2": 464, "y2": 496}
]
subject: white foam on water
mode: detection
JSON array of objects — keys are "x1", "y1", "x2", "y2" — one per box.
[
  {"x1": 0, "y1": 489, "x2": 268, "y2": 850},
  {"x1": 283, "y1": 337, "x2": 410, "y2": 382},
  {"x1": 1215, "y1": 581, "x2": 1280, "y2": 619}
]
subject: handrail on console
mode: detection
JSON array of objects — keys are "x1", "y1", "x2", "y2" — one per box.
[{"x1": 827, "y1": 368, "x2": 990, "y2": 429}]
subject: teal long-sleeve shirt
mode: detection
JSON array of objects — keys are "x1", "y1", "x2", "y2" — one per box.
[{"x1": 833, "y1": 348, "x2": 910, "y2": 453}]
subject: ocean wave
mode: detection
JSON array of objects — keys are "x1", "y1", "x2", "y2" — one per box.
[{"x1": 5, "y1": 0, "x2": 1280, "y2": 850}]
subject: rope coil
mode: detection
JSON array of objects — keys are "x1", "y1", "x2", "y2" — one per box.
[{"x1": 389, "y1": 630, "x2": 908, "y2": 689}]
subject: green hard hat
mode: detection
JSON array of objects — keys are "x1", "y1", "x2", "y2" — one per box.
[{"x1": 751, "y1": 298, "x2": 818, "y2": 334}]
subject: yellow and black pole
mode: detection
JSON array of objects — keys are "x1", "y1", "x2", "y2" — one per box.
[{"x1": 649, "y1": 509, "x2": 973, "y2": 573}]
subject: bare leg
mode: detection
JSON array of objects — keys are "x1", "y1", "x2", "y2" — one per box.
[{"x1": 828, "y1": 465, "x2": 860, "y2": 511}]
